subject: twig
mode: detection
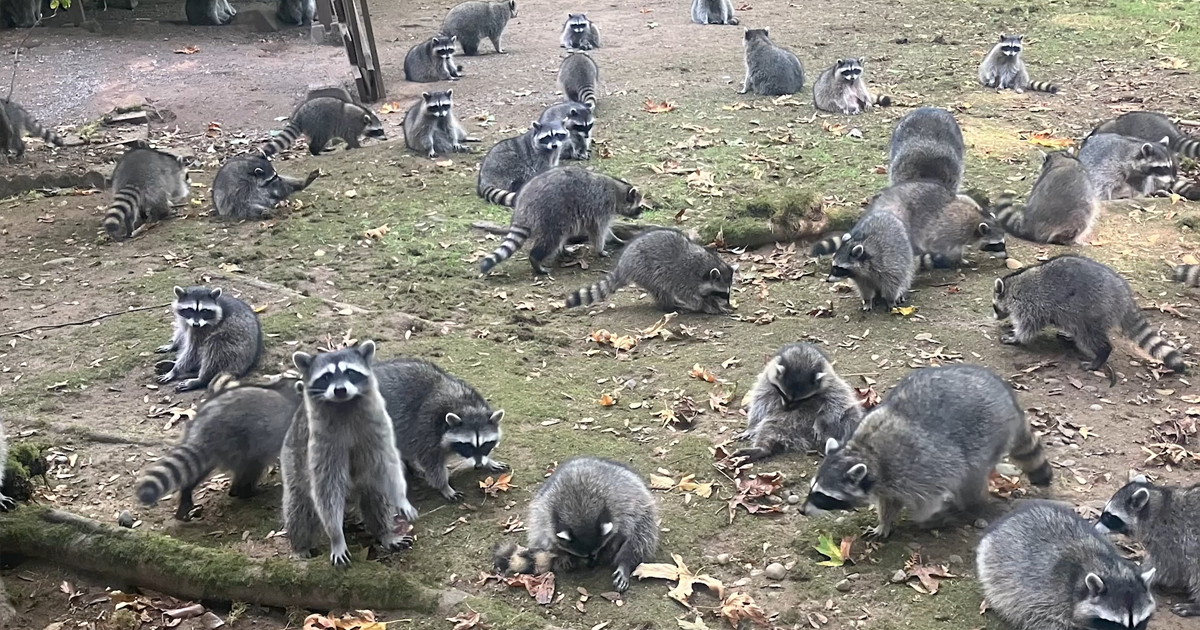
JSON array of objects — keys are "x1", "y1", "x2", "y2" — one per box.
[
  {"x1": 52, "y1": 424, "x2": 167, "y2": 446},
  {"x1": 840, "y1": 372, "x2": 881, "y2": 378},
  {"x1": 209, "y1": 274, "x2": 375, "y2": 315},
  {"x1": 7, "y1": 18, "x2": 42, "y2": 101},
  {"x1": 1, "y1": 302, "x2": 169, "y2": 338}
]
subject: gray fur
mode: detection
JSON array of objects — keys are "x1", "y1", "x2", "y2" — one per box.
[
  {"x1": 0, "y1": 99, "x2": 63, "y2": 161},
  {"x1": 813, "y1": 58, "x2": 890, "y2": 115},
  {"x1": 476, "y1": 119, "x2": 567, "y2": 206},
  {"x1": 888, "y1": 106, "x2": 965, "y2": 191},
  {"x1": 827, "y1": 210, "x2": 914, "y2": 311},
  {"x1": 404, "y1": 35, "x2": 463, "y2": 83},
  {"x1": 565, "y1": 228, "x2": 733, "y2": 313},
  {"x1": 305, "y1": 86, "x2": 354, "y2": 103},
  {"x1": 186, "y1": 0, "x2": 236, "y2": 25},
  {"x1": 1, "y1": 0, "x2": 39, "y2": 28},
  {"x1": 260, "y1": 97, "x2": 385, "y2": 157},
  {"x1": 1078, "y1": 133, "x2": 1176, "y2": 200},
  {"x1": 0, "y1": 415, "x2": 13, "y2": 512},
  {"x1": 403, "y1": 90, "x2": 472, "y2": 159},
  {"x1": 978, "y1": 34, "x2": 1059, "y2": 93},
  {"x1": 277, "y1": 0, "x2": 315, "y2": 25},
  {"x1": 870, "y1": 180, "x2": 1007, "y2": 268},
  {"x1": 979, "y1": 501, "x2": 1156, "y2": 630},
  {"x1": 802, "y1": 365, "x2": 1052, "y2": 538},
  {"x1": 103, "y1": 147, "x2": 190, "y2": 241},
  {"x1": 1173, "y1": 264, "x2": 1200, "y2": 288},
  {"x1": 479, "y1": 166, "x2": 643, "y2": 275},
  {"x1": 212, "y1": 155, "x2": 319, "y2": 220},
  {"x1": 739, "y1": 28, "x2": 804, "y2": 96},
  {"x1": 492, "y1": 540, "x2": 556, "y2": 575},
  {"x1": 441, "y1": 0, "x2": 515, "y2": 55},
  {"x1": 560, "y1": 13, "x2": 600, "y2": 50},
  {"x1": 155, "y1": 286, "x2": 264, "y2": 392},
  {"x1": 992, "y1": 151, "x2": 1099, "y2": 246},
  {"x1": 283, "y1": 341, "x2": 419, "y2": 566},
  {"x1": 690, "y1": 0, "x2": 737, "y2": 25},
  {"x1": 558, "y1": 51, "x2": 599, "y2": 109},
  {"x1": 538, "y1": 101, "x2": 594, "y2": 160},
  {"x1": 1093, "y1": 110, "x2": 1200, "y2": 159}
]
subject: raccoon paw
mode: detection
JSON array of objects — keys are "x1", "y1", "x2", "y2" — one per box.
[
  {"x1": 612, "y1": 567, "x2": 630, "y2": 592},
  {"x1": 156, "y1": 372, "x2": 176, "y2": 385},
  {"x1": 175, "y1": 378, "x2": 206, "y2": 393},
  {"x1": 1171, "y1": 603, "x2": 1200, "y2": 617},
  {"x1": 732, "y1": 430, "x2": 751, "y2": 442},
  {"x1": 397, "y1": 501, "x2": 420, "y2": 522},
  {"x1": 441, "y1": 487, "x2": 465, "y2": 503},
  {"x1": 290, "y1": 548, "x2": 315, "y2": 560},
  {"x1": 999, "y1": 332, "x2": 1021, "y2": 345},
  {"x1": 155, "y1": 344, "x2": 174, "y2": 354},
  {"x1": 330, "y1": 544, "x2": 352, "y2": 568},
  {"x1": 154, "y1": 360, "x2": 176, "y2": 375},
  {"x1": 381, "y1": 533, "x2": 415, "y2": 552},
  {"x1": 864, "y1": 524, "x2": 892, "y2": 539},
  {"x1": 0, "y1": 492, "x2": 15, "y2": 512},
  {"x1": 484, "y1": 459, "x2": 510, "y2": 472}
]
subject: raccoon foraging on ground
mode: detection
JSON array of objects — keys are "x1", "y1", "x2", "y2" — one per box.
[
  {"x1": 1092, "y1": 110, "x2": 1200, "y2": 159},
  {"x1": 992, "y1": 151, "x2": 1100, "y2": 246},
  {"x1": 979, "y1": 500, "x2": 1156, "y2": 630},
  {"x1": 818, "y1": 210, "x2": 914, "y2": 311},
  {"x1": 866, "y1": 180, "x2": 1007, "y2": 268},
  {"x1": 0, "y1": 99, "x2": 63, "y2": 161},
  {"x1": 404, "y1": 35, "x2": 463, "y2": 83},
  {"x1": 978, "y1": 34, "x2": 1059, "y2": 94},
  {"x1": 802, "y1": 365, "x2": 1051, "y2": 538},
  {"x1": 103, "y1": 147, "x2": 191, "y2": 241},
  {"x1": 538, "y1": 101, "x2": 594, "y2": 160},
  {"x1": 560, "y1": 13, "x2": 600, "y2": 50},
  {"x1": 212, "y1": 155, "x2": 319, "y2": 220},
  {"x1": 739, "y1": 29, "x2": 804, "y2": 96},
  {"x1": 812, "y1": 58, "x2": 891, "y2": 115},
  {"x1": 1078, "y1": 133, "x2": 1177, "y2": 200},
  {"x1": 690, "y1": 0, "x2": 737, "y2": 25},
  {"x1": 260, "y1": 97, "x2": 385, "y2": 157},
  {"x1": 403, "y1": 90, "x2": 473, "y2": 159},
  {"x1": 888, "y1": 106, "x2": 965, "y2": 191},
  {"x1": 1097, "y1": 477, "x2": 1200, "y2": 617},
  {"x1": 277, "y1": 0, "x2": 315, "y2": 25},
  {"x1": 185, "y1": 0, "x2": 235, "y2": 25},
  {"x1": 155, "y1": 286, "x2": 263, "y2": 393},
  {"x1": 565, "y1": 228, "x2": 733, "y2": 314},
  {"x1": 476, "y1": 120, "x2": 567, "y2": 206},
  {"x1": 1, "y1": 0, "x2": 40, "y2": 29},
  {"x1": 283, "y1": 341, "x2": 419, "y2": 566},
  {"x1": 479, "y1": 166, "x2": 643, "y2": 275},
  {"x1": 135, "y1": 375, "x2": 299, "y2": 521},
  {"x1": 558, "y1": 51, "x2": 599, "y2": 110},
  {"x1": 993, "y1": 254, "x2": 1187, "y2": 381},
  {"x1": 731, "y1": 344, "x2": 861, "y2": 462},
  {"x1": 441, "y1": 0, "x2": 515, "y2": 55},
  {"x1": 373, "y1": 358, "x2": 507, "y2": 503}
]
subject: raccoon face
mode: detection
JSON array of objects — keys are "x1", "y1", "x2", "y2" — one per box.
[
  {"x1": 619, "y1": 184, "x2": 645, "y2": 218},
  {"x1": 552, "y1": 510, "x2": 616, "y2": 567},
  {"x1": 992, "y1": 276, "x2": 1017, "y2": 320},
  {"x1": 768, "y1": 347, "x2": 830, "y2": 407},
  {"x1": 433, "y1": 36, "x2": 456, "y2": 59},
  {"x1": 1095, "y1": 476, "x2": 1152, "y2": 536},
  {"x1": 422, "y1": 91, "x2": 454, "y2": 119},
  {"x1": 567, "y1": 13, "x2": 589, "y2": 32},
  {"x1": 1135, "y1": 139, "x2": 1176, "y2": 194},
  {"x1": 1072, "y1": 570, "x2": 1156, "y2": 630},
  {"x1": 532, "y1": 120, "x2": 569, "y2": 154},
  {"x1": 172, "y1": 286, "x2": 225, "y2": 329},
  {"x1": 801, "y1": 438, "x2": 872, "y2": 516},
  {"x1": 507, "y1": 0, "x2": 517, "y2": 17},
  {"x1": 976, "y1": 219, "x2": 1007, "y2": 257},
  {"x1": 293, "y1": 340, "x2": 376, "y2": 403},
  {"x1": 999, "y1": 34, "x2": 1023, "y2": 57},
  {"x1": 836, "y1": 59, "x2": 863, "y2": 82},
  {"x1": 699, "y1": 260, "x2": 735, "y2": 314},
  {"x1": 361, "y1": 107, "x2": 387, "y2": 139},
  {"x1": 566, "y1": 107, "x2": 595, "y2": 137},
  {"x1": 829, "y1": 242, "x2": 866, "y2": 278},
  {"x1": 442, "y1": 409, "x2": 504, "y2": 469}
]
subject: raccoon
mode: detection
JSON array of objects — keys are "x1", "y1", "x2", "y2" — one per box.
[
  {"x1": 690, "y1": 0, "x2": 737, "y2": 25},
  {"x1": 373, "y1": 358, "x2": 507, "y2": 503},
  {"x1": 979, "y1": 500, "x2": 1156, "y2": 630},
  {"x1": 801, "y1": 364, "x2": 1051, "y2": 538},
  {"x1": 524, "y1": 457, "x2": 659, "y2": 591},
  {"x1": 1, "y1": 0, "x2": 40, "y2": 28},
  {"x1": 993, "y1": 254, "x2": 1187, "y2": 380},
  {"x1": 283, "y1": 341, "x2": 419, "y2": 565},
  {"x1": 992, "y1": 151, "x2": 1100, "y2": 246},
  {"x1": 493, "y1": 540, "x2": 557, "y2": 575},
  {"x1": 277, "y1": 0, "x2": 315, "y2": 25},
  {"x1": 403, "y1": 90, "x2": 473, "y2": 159},
  {"x1": 185, "y1": 0, "x2": 235, "y2": 25},
  {"x1": 0, "y1": 415, "x2": 13, "y2": 512},
  {"x1": 155, "y1": 286, "x2": 264, "y2": 393},
  {"x1": 103, "y1": 147, "x2": 191, "y2": 241},
  {"x1": 812, "y1": 58, "x2": 891, "y2": 115},
  {"x1": 0, "y1": 99, "x2": 64, "y2": 161},
  {"x1": 135, "y1": 376, "x2": 299, "y2": 521},
  {"x1": 476, "y1": 120, "x2": 567, "y2": 206},
  {"x1": 1092, "y1": 110, "x2": 1200, "y2": 159},
  {"x1": 558, "y1": 51, "x2": 599, "y2": 110},
  {"x1": 260, "y1": 97, "x2": 386, "y2": 157},
  {"x1": 1097, "y1": 477, "x2": 1200, "y2": 617},
  {"x1": 731, "y1": 344, "x2": 862, "y2": 462},
  {"x1": 560, "y1": 13, "x2": 600, "y2": 50},
  {"x1": 538, "y1": 101, "x2": 594, "y2": 160},
  {"x1": 868, "y1": 180, "x2": 1007, "y2": 268},
  {"x1": 739, "y1": 29, "x2": 804, "y2": 96},
  {"x1": 1078, "y1": 133, "x2": 1177, "y2": 200},
  {"x1": 978, "y1": 34, "x2": 1059, "y2": 94},
  {"x1": 565, "y1": 228, "x2": 733, "y2": 314},
  {"x1": 1173, "y1": 264, "x2": 1200, "y2": 288},
  {"x1": 888, "y1": 106, "x2": 965, "y2": 191},
  {"x1": 212, "y1": 155, "x2": 319, "y2": 220},
  {"x1": 479, "y1": 166, "x2": 643, "y2": 275},
  {"x1": 404, "y1": 35, "x2": 463, "y2": 83},
  {"x1": 305, "y1": 86, "x2": 354, "y2": 103},
  {"x1": 441, "y1": 0, "x2": 515, "y2": 56},
  {"x1": 824, "y1": 210, "x2": 914, "y2": 311}
]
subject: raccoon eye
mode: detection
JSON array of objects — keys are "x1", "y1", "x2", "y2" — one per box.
[
  {"x1": 178, "y1": 307, "x2": 197, "y2": 318},
  {"x1": 345, "y1": 370, "x2": 369, "y2": 386},
  {"x1": 310, "y1": 373, "x2": 334, "y2": 392},
  {"x1": 479, "y1": 440, "x2": 497, "y2": 454},
  {"x1": 451, "y1": 442, "x2": 475, "y2": 458}
]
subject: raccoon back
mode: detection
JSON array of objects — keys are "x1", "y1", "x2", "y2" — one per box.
[
  {"x1": 442, "y1": 0, "x2": 511, "y2": 40},
  {"x1": 558, "y1": 52, "x2": 599, "y2": 107},
  {"x1": 888, "y1": 107, "x2": 965, "y2": 191},
  {"x1": 744, "y1": 38, "x2": 804, "y2": 95},
  {"x1": 373, "y1": 358, "x2": 490, "y2": 456},
  {"x1": 527, "y1": 457, "x2": 658, "y2": 556}
]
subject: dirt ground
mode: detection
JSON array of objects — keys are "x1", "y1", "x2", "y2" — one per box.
[{"x1": 2, "y1": 0, "x2": 1200, "y2": 628}]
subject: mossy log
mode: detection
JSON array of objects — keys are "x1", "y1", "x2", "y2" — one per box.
[
  {"x1": 696, "y1": 190, "x2": 828, "y2": 248},
  {"x1": 0, "y1": 508, "x2": 440, "y2": 612}
]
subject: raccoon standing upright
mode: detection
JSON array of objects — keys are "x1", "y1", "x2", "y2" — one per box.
[
  {"x1": 155, "y1": 286, "x2": 264, "y2": 392},
  {"x1": 821, "y1": 210, "x2": 914, "y2": 311},
  {"x1": 802, "y1": 365, "x2": 1051, "y2": 537},
  {"x1": 0, "y1": 100, "x2": 63, "y2": 162},
  {"x1": 1092, "y1": 110, "x2": 1200, "y2": 159},
  {"x1": 739, "y1": 29, "x2": 804, "y2": 96},
  {"x1": 403, "y1": 90, "x2": 473, "y2": 159},
  {"x1": 978, "y1": 34, "x2": 1059, "y2": 93},
  {"x1": 103, "y1": 147, "x2": 191, "y2": 241},
  {"x1": 812, "y1": 58, "x2": 891, "y2": 115},
  {"x1": 212, "y1": 155, "x2": 319, "y2": 220},
  {"x1": 690, "y1": 0, "x2": 737, "y2": 25},
  {"x1": 441, "y1": 0, "x2": 515, "y2": 55},
  {"x1": 888, "y1": 107, "x2": 965, "y2": 191},
  {"x1": 1078, "y1": 133, "x2": 1177, "y2": 200},
  {"x1": 404, "y1": 35, "x2": 463, "y2": 82},
  {"x1": 558, "y1": 51, "x2": 599, "y2": 109},
  {"x1": 537, "y1": 101, "x2": 594, "y2": 160},
  {"x1": 978, "y1": 501, "x2": 1156, "y2": 630},
  {"x1": 560, "y1": 13, "x2": 600, "y2": 50},
  {"x1": 283, "y1": 341, "x2": 419, "y2": 566},
  {"x1": 476, "y1": 120, "x2": 567, "y2": 206},
  {"x1": 260, "y1": 97, "x2": 386, "y2": 157},
  {"x1": 185, "y1": 0, "x2": 235, "y2": 25},
  {"x1": 992, "y1": 151, "x2": 1099, "y2": 245},
  {"x1": 732, "y1": 344, "x2": 861, "y2": 462},
  {"x1": 277, "y1": 0, "x2": 315, "y2": 25}
]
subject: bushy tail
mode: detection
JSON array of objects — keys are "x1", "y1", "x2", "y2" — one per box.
[
  {"x1": 1121, "y1": 309, "x2": 1186, "y2": 374},
  {"x1": 1176, "y1": 136, "x2": 1200, "y2": 159},
  {"x1": 491, "y1": 540, "x2": 556, "y2": 575},
  {"x1": 871, "y1": 94, "x2": 892, "y2": 107},
  {"x1": 1008, "y1": 416, "x2": 1052, "y2": 487},
  {"x1": 990, "y1": 194, "x2": 1035, "y2": 241},
  {"x1": 1173, "y1": 264, "x2": 1200, "y2": 288},
  {"x1": 577, "y1": 86, "x2": 597, "y2": 109},
  {"x1": 480, "y1": 186, "x2": 518, "y2": 207},
  {"x1": 916, "y1": 253, "x2": 955, "y2": 270},
  {"x1": 103, "y1": 187, "x2": 143, "y2": 241},
  {"x1": 260, "y1": 122, "x2": 302, "y2": 158},
  {"x1": 1170, "y1": 178, "x2": 1200, "y2": 201},
  {"x1": 810, "y1": 233, "x2": 847, "y2": 257},
  {"x1": 1027, "y1": 80, "x2": 1058, "y2": 94},
  {"x1": 479, "y1": 226, "x2": 530, "y2": 274},
  {"x1": 24, "y1": 116, "x2": 63, "y2": 147},
  {"x1": 135, "y1": 442, "x2": 212, "y2": 506},
  {"x1": 566, "y1": 267, "x2": 628, "y2": 308}
]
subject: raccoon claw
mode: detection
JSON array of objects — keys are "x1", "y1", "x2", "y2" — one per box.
[
  {"x1": 156, "y1": 372, "x2": 175, "y2": 385},
  {"x1": 865, "y1": 524, "x2": 892, "y2": 539},
  {"x1": 154, "y1": 360, "x2": 176, "y2": 375},
  {"x1": 1171, "y1": 603, "x2": 1200, "y2": 617},
  {"x1": 175, "y1": 378, "x2": 205, "y2": 393},
  {"x1": 398, "y1": 502, "x2": 419, "y2": 522},
  {"x1": 442, "y1": 488, "x2": 465, "y2": 503},
  {"x1": 155, "y1": 344, "x2": 174, "y2": 354},
  {"x1": 330, "y1": 546, "x2": 352, "y2": 568},
  {"x1": 381, "y1": 534, "x2": 415, "y2": 552},
  {"x1": 484, "y1": 459, "x2": 510, "y2": 472},
  {"x1": 0, "y1": 492, "x2": 15, "y2": 512},
  {"x1": 999, "y1": 333, "x2": 1021, "y2": 345},
  {"x1": 612, "y1": 568, "x2": 630, "y2": 592}
]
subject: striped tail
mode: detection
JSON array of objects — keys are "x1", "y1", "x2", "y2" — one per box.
[
  {"x1": 1176, "y1": 136, "x2": 1200, "y2": 159},
  {"x1": 577, "y1": 86, "x2": 597, "y2": 109},
  {"x1": 810, "y1": 233, "x2": 847, "y2": 257},
  {"x1": 25, "y1": 117, "x2": 63, "y2": 147},
  {"x1": 479, "y1": 226, "x2": 531, "y2": 274},
  {"x1": 1173, "y1": 264, "x2": 1200, "y2": 288},
  {"x1": 1121, "y1": 309, "x2": 1186, "y2": 374},
  {"x1": 480, "y1": 186, "x2": 518, "y2": 207},
  {"x1": 103, "y1": 187, "x2": 143, "y2": 241},
  {"x1": 870, "y1": 94, "x2": 892, "y2": 107},
  {"x1": 1170, "y1": 178, "x2": 1200, "y2": 201},
  {"x1": 260, "y1": 122, "x2": 302, "y2": 158},
  {"x1": 1027, "y1": 80, "x2": 1058, "y2": 94},
  {"x1": 1008, "y1": 416, "x2": 1052, "y2": 487},
  {"x1": 991, "y1": 194, "x2": 1034, "y2": 241},
  {"x1": 565, "y1": 268, "x2": 627, "y2": 308},
  {"x1": 135, "y1": 442, "x2": 213, "y2": 506}
]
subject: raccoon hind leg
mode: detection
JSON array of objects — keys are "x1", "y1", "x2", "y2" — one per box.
[
  {"x1": 1072, "y1": 330, "x2": 1113, "y2": 373},
  {"x1": 229, "y1": 461, "x2": 266, "y2": 498},
  {"x1": 528, "y1": 234, "x2": 566, "y2": 275},
  {"x1": 459, "y1": 35, "x2": 481, "y2": 56},
  {"x1": 356, "y1": 476, "x2": 415, "y2": 552}
]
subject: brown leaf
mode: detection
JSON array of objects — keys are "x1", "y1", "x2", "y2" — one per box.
[
  {"x1": 599, "y1": 393, "x2": 617, "y2": 407},
  {"x1": 1027, "y1": 130, "x2": 1074, "y2": 149},
  {"x1": 364, "y1": 224, "x2": 390, "y2": 239},
  {"x1": 447, "y1": 611, "x2": 486, "y2": 630},
  {"x1": 378, "y1": 101, "x2": 404, "y2": 114},
  {"x1": 174, "y1": 46, "x2": 200, "y2": 54},
  {"x1": 633, "y1": 554, "x2": 724, "y2": 607},
  {"x1": 854, "y1": 387, "x2": 881, "y2": 409},
  {"x1": 504, "y1": 572, "x2": 556, "y2": 605},
  {"x1": 720, "y1": 593, "x2": 770, "y2": 628},
  {"x1": 480, "y1": 472, "x2": 514, "y2": 497},
  {"x1": 643, "y1": 99, "x2": 676, "y2": 113},
  {"x1": 727, "y1": 472, "x2": 785, "y2": 522},
  {"x1": 690, "y1": 364, "x2": 716, "y2": 382},
  {"x1": 903, "y1": 552, "x2": 958, "y2": 595}
]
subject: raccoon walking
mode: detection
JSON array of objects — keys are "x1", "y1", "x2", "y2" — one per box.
[
  {"x1": 731, "y1": 344, "x2": 861, "y2": 462},
  {"x1": 888, "y1": 107, "x2": 965, "y2": 191},
  {"x1": 103, "y1": 147, "x2": 191, "y2": 241},
  {"x1": 441, "y1": 0, "x2": 515, "y2": 55},
  {"x1": 404, "y1": 35, "x2": 463, "y2": 82},
  {"x1": 476, "y1": 120, "x2": 567, "y2": 206},
  {"x1": 479, "y1": 166, "x2": 643, "y2": 275},
  {"x1": 135, "y1": 375, "x2": 299, "y2": 521},
  {"x1": 739, "y1": 29, "x2": 804, "y2": 96},
  {"x1": 690, "y1": 0, "x2": 737, "y2": 25},
  {"x1": 978, "y1": 34, "x2": 1059, "y2": 93},
  {"x1": 155, "y1": 286, "x2": 264, "y2": 392},
  {"x1": 867, "y1": 180, "x2": 1007, "y2": 268},
  {"x1": 185, "y1": 0, "x2": 235, "y2": 25},
  {"x1": 993, "y1": 254, "x2": 1187, "y2": 381},
  {"x1": 212, "y1": 155, "x2": 319, "y2": 220},
  {"x1": 978, "y1": 501, "x2": 1156, "y2": 630},
  {"x1": 1097, "y1": 477, "x2": 1200, "y2": 617},
  {"x1": 992, "y1": 151, "x2": 1099, "y2": 246},
  {"x1": 821, "y1": 210, "x2": 914, "y2": 311},
  {"x1": 1078, "y1": 133, "x2": 1177, "y2": 200},
  {"x1": 283, "y1": 341, "x2": 419, "y2": 565},
  {"x1": 0, "y1": 99, "x2": 62, "y2": 161},
  {"x1": 564, "y1": 228, "x2": 733, "y2": 314},
  {"x1": 558, "y1": 51, "x2": 599, "y2": 109},
  {"x1": 260, "y1": 97, "x2": 386, "y2": 157},
  {"x1": 812, "y1": 58, "x2": 890, "y2": 115},
  {"x1": 403, "y1": 90, "x2": 474, "y2": 159},
  {"x1": 1092, "y1": 110, "x2": 1200, "y2": 159},
  {"x1": 537, "y1": 101, "x2": 594, "y2": 160},
  {"x1": 277, "y1": 0, "x2": 315, "y2": 25},
  {"x1": 802, "y1": 365, "x2": 1051, "y2": 538},
  {"x1": 560, "y1": 13, "x2": 600, "y2": 50}
]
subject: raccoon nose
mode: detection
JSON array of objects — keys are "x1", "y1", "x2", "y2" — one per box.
[{"x1": 333, "y1": 385, "x2": 348, "y2": 398}]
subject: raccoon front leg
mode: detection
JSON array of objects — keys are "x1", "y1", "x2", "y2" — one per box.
[
  {"x1": 1172, "y1": 584, "x2": 1200, "y2": 617},
  {"x1": 356, "y1": 478, "x2": 416, "y2": 552},
  {"x1": 489, "y1": 33, "x2": 505, "y2": 54},
  {"x1": 855, "y1": 281, "x2": 879, "y2": 311},
  {"x1": 737, "y1": 72, "x2": 751, "y2": 95},
  {"x1": 866, "y1": 497, "x2": 902, "y2": 538},
  {"x1": 309, "y1": 447, "x2": 352, "y2": 566},
  {"x1": 175, "y1": 356, "x2": 222, "y2": 392},
  {"x1": 730, "y1": 440, "x2": 784, "y2": 462},
  {"x1": 610, "y1": 537, "x2": 643, "y2": 592},
  {"x1": 999, "y1": 318, "x2": 1038, "y2": 345},
  {"x1": 415, "y1": 452, "x2": 462, "y2": 502}
]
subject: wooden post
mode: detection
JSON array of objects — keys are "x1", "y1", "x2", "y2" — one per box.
[{"x1": 320, "y1": 0, "x2": 385, "y2": 103}]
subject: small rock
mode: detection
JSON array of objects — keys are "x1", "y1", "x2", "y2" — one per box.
[
  {"x1": 716, "y1": 553, "x2": 731, "y2": 565},
  {"x1": 890, "y1": 569, "x2": 908, "y2": 583},
  {"x1": 834, "y1": 578, "x2": 852, "y2": 592},
  {"x1": 948, "y1": 555, "x2": 963, "y2": 565},
  {"x1": 43, "y1": 257, "x2": 76, "y2": 267},
  {"x1": 1083, "y1": 385, "x2": 1098, "y2": 393},
  {"x1": 1059, "y1": 459, "x2": 1077, "y2": 467},
  {"x1": 117, "y1": 510, "x2": 134, "y2": 528},
  {"x1": 1043, "y1": 378, "x2": 1061, "y2": 385},
  {"x1": 764, "y1": 563, "x2": 787, "y2": 581},
  {"x1": 995, "y1": 463, "x2": 1022, "y2": 477},
  {"x1": 787, "y1": 494, "x2": 801, "y2": 505},
  {"x1": 974, "y1": 518, "x2": 989, "y2": 529},
  {"x1": 1089, "y1": 404, "x2": 1103, "y2": 411},
  {"x1": 1067, "y1": 443, "x2": 1080, "y2": 450}
]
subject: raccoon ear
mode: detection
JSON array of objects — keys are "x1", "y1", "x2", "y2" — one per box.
[
  {"x1": 815, "y1": 371, "x2": 826, "y2": 382},
  {"x1": 294, "y1": 380, "x2": 305, "y2": 393},
  {"x1": 445, "y1": 413, "x2": 462, "y2": 427},
  {"x1": 531, "y1": 120, "x2": 543, "y2": 132},
  {"x1": 1085, "y1": 573, "x2": 1106, "y2": 597},
  {"x1": 824, "y1": 437, "x2": 839, "y2": 455},
  {"x1": 254, "y1": 167, "x2": 265, "y2": 176},
  {"x1": 174, "y1": 286, "x2": 186, "y2": 298},
  {"x1": 421, "y1": 91, "x2": 431, "y2": 101},
  {"x1": 568, "y1": 107, "x2": 578, "y2": 117},
  {"x1": 850, "y1": 244, "x2": 865, "y2": 260},
  {"x1": 846, "y1": 463, "x2": 868, "y2": 485},
  {"x1": 999, "y1": 34, "x2": 1006, "y2": 41},
  {"x1": 1139, "y1": 143, "x2": 1158, "y2": 158},
  {"x1": 835, "y1": 58, "x2": 843, "y2": 65},
  {"x1": 600, "y1": 522, "x2": 614, "y2": 536},
  {"x1": 1130, "y1": 487, "x2": 1151, "y2": 511},
  {"x1": 357, "y1": 339, "x2": 376, "y2": 363},
  {"x1": 556, "y1": 530, "x2": 571, "y2": 541},
  {"x1": 292, "y1": 352, "x2": 313, "y2": 371},
  {"x1": 209, "y1": 288, "x2": 223, "y2": 299},
  {"x1": 1159, "y1": 135, "x2": 1170, "y2": 146},
  {"x1": 626, "y1": 186, "x2": 640, "y2": 204},
  {"x1": 977, "y1": 222, "x2": 991, "y2": 235},
  {"x1": 1140, "y1": 567, "x2": 1156, "y2": 586},
  {"x1": 994, "y1": 278, "x2": 1005, "y2": 296},
  {"x1": 446, "y1": 89, "x2": 454, "y2": 98},
  {"x1": 1132, "y1": 473, "x2": 1148, "y2": 484},
  {"x1": 709, "y1": 267, "x2": 721, "y2": 280},
  {"x1": 490, "y1": 409, "x2": 505, "y2": 424}
]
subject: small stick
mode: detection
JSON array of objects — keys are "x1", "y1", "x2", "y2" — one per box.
[{"x1": 1, "y1": 303, "x2": 170, "y2": 338}]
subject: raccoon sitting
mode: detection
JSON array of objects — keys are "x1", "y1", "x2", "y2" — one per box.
[
  {"x1": 560, "y1": 13, "x2": 600, "y2": 50},
  {"x1": 1092, "y1": 110, "x2": 1200, "y2": 159},
  {"x1": 812, "y1": 58, "x2": 891, "y2": 115},
  {"x1": 821, "y1": 210, "x2": 914, "y2": 311},
  {"x1": 739, "y1": 28, "x2": 804, "y2": 96},
  {"x1": 155, "y1": 286, "x2": 264, "y2": 393},
  {"x1": 802, "y1": 364, "x2": 1051, "y2": 538},
  {"x1": 135, "y1": 375, "x2": 299, "y2": 521},
  {"x1": 731, "y1": 344, "x2": 861, "y2": 462},
  {"x1": 103, "y1": 147, "x2": 191, "y2": 241},
  {"x1": 565, "y1": 228, "x2": 733, "y2": 314},
  {"x1": 476, "y1": 119, "x2": 567, "y2": 206},
  {"x1": 441, "y1": 0, "x2": 515, "y2": 55},
  {"x1": 277, "y1": 0, "x2": 315, "y2": 25},
  {"x1": 979, "y1": 501, "x2": 1156, "y2": 630},
  {"x1": 404, "y1": 35, "x2": 463, "y2": 83},
  {"x1": 978, "y1": 34, "x2": 1059, "y2": 94},
  {"x1": 1097, "y1": 477, "x2": 1200, "y2": 617},
  {"x1": 260, "y1": 97, "x2": 386, "y2": 157},
  {"x1": 690, "y1": 0, "x2": 737, "y2": 25},
  {"x1": 1, "y1": 0, "x2": 41, "y2": 28},
  {"x1": 0, "y1": 99, "x2": 63, "y2": 161},
  {"x1": 403, "y1": 90, "x2": 473, "y2": 159},
  {"x1": 888, "y1": 106, "x2": 965, "y2": 191},
  {"x1": 993, "y1": 254, "x2": 1187, "y2": 381},
  {"x1": 479, "y1": 166, "x2": 643, "y2": 275},
  {"x1": 866, "y1": 180, "x2": 1007, "y2": 268},
  {"x1": 992, "y1": 151, "x2": 1099, "y2": 246},
  {"x1": 1078, "y1": 133, "x2": 1176, "y2": 200},
  {"x1": 538, "y1": 101, "x2": 594, "y2": 160},
  {"x1": 185, "y1": 0, "x2": 235, "y2": 25},
  {"x1": 212, "y1": 155, "x2": 319, "y2": 220},
  {"x1": 558, "y1": 51, "x2": 599, "y2": 110}
]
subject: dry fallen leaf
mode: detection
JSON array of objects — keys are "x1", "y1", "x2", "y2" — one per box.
[
  {"x1": 174, "y1": 46, "x2": 200, "y2": 54},
  {"x1": 479, "y1": 472, "x2": 514, "y2": 497},
  {"x1": 378, "y1": 101, "x2": 403, "y2": 114},
  {"x1": 643, "y1": 99, "x2": 676, "y2": 113},
  {"x1": 854, "y1": 387, "x2": 881, "y2": 410},
  {"x1": 727, "y1": 472, "x2": 785, "y2": 522},
  {"x1": 447, "y1": 611, "x2": 485, "y2": 630},
  {"x1": 1027, "y1": 130, "x2": 1074, "y2": 149},
  {"x1": 903, "y1": 552, "x2": 958, "y2": 595},
  {"x1": 633, "y1": 554, "x2": 724, "y2": 607},
  {"x1": 649, "y1": 473, "x2": 676, "y2": 490},
  {"x1": 364, "y1": 224, "x2": 390, "y2": 239},
  {"x1": 599, "y1": 393, "x2": 617, "y2": 407},
  {"x1": 690, "y1": 364, "x2": 716, "y2": 383},
  {"x1": 720, "y1": 593, "x2": 770, "y2": 628},
  {"x1": 1005, "y1": 258, "x2": 1025, "y2": 270}
]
